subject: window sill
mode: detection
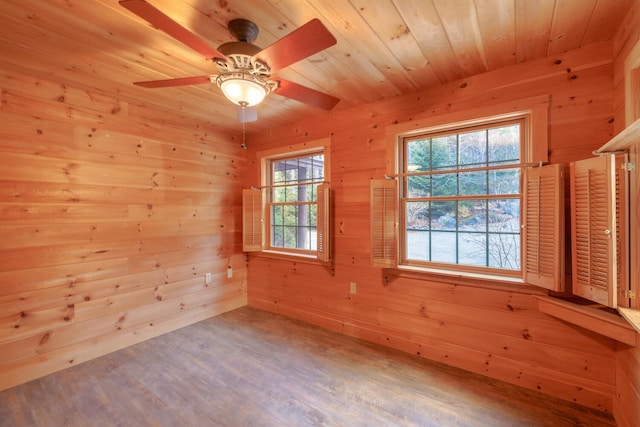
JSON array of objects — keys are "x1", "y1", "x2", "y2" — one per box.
[
  {"x1": 535, "y1": 296, "x2": 637, "y2": 346},
  {"x1": 252, "y1": 250, "x2": 331, "y2": 267},
  {"x1": 389, "y1": 265, "x2": 542, "y2": 294}
]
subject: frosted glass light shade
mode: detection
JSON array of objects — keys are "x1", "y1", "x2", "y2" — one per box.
[{"x1": 217, "y1": 73, "x2": 270, "y2": 107}]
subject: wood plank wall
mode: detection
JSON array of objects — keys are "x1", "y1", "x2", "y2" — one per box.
[
  {"x1": 244, "y1": 42, "x2": 621, "y2": 413},
  {"x1": 615, "y1": 342, "x2": 640, "y2": 427},
  {"x1": 0, "y1": 65, "x2": 247, "y2": 391},
  {"x1": 613, "y1": 1, "x2": 640, "y2": 425}
]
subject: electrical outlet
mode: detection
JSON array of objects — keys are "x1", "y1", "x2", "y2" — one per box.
[
  {"x1": 205, "y1": 272, "x2": 212, "y2": 284},
  {"x1": 227, "y1": 267, "x2": 233, "y2": 278},
  {"x1": 349, "y1": 282, "x2": 357, "y2": 294}
]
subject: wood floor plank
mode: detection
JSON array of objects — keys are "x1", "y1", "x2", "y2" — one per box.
[{"x1": 0, "y1": 307, "x2": 616, "y2": 427}]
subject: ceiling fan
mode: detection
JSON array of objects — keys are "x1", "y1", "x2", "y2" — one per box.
[{"x1": 119, "y1": 0, "x2": 340, "y2": 121}]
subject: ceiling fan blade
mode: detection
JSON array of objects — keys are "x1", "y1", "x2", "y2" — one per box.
[
  {"x1": 119, "y1": 0, "x2": 226, "y2": 60},
  {"x1": 133, "y1": 75, "x2": 212, "y2": 88},
  {"x1": 237, "y1": 105, "x2": 258, "y2": 123},
  {"x1": 253, "y1": 19, "x2": 336, "y2": 73},
  {"x1": 274, "y1": 79, "x2": 340, "y2": 110}
]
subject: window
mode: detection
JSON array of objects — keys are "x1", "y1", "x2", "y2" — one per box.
[
  {"x1": 268, "y1": 152, "x2": 324, "y2": 252},
  {"x1": 243, "y1": 140, "x2": 331, "y2": 262},
  {"x1": 372, "y1": 97, "x2": 562, "y2": 285},
  {"x1": 401, "y1": 119, "x2": 523, "y2": 275}
]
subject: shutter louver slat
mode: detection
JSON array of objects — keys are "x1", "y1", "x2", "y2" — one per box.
[
  {"x1": 371, "y1": 179, "x2": 397, "y2": 268},
  {"x1": 316, "y1": 183, "x2": 331, "y2": 262},
  {"x1": 242, "y1": 188, "x2": 262, "y2": 252},
  {"x1": 614, "y1": 155, "x2": 629, "y2": 306},
  {"x1": 524, "y1": 175, "x2": 541, "y2": 277},
  {"x1": 523, "y1": 164, "x2": 565, "y2": 291}
]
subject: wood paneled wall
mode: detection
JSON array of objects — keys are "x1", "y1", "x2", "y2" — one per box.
[
  {"x1": 245, "y1": 42, "x2": 621, "y2": 413},
  {"x1": 0, "y1": 65, "x2": 247, "y2": 391},
  {"x1": 614, "y1": 0, "x2": 640, "y2": 133},
  {"x1": 613, "y1": 1, "x2": 640, "y2": 425},
  {"x1": 616, "y1": 340, "x2": 640, "y2": 427}
]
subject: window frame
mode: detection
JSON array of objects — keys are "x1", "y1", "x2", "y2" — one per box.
[
  {"x1": 383, "y1": 96, "x2": 550, "y2": 283},
  {"x1": 265, "y1": 150, "x2": 325, "y2": 255},
  {"x1": 398, "y1": 117, "x2": 526, "y2": 278},
  {"x1": 250, "y1": 138, "x2": 331, "y2": 263}
]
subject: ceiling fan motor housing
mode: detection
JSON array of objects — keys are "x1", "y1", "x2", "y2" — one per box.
[
  {"x1": 216, "y1": 19, "x2": 270, "y2": 77},
  {"x1": 227, "y1": 19, "x2": 259, "y2": 43}
]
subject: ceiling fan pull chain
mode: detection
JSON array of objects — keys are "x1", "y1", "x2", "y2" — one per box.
[{"x1": 241, "y1": 102, "x2": 248, "y2": 150}]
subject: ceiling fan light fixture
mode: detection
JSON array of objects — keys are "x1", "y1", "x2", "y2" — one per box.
[{"x1": 216, "y1": 73, "x2": 272, "y2": 107}]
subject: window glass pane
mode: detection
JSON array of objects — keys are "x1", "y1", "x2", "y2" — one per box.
[
  {"x1": 406, "y1": 228, "x2": 430, "y2": 261},
  {"x1": 489, "y1": 168, "x2": 520, "y2": 195},
  {"x1": 312, "y1": 167, "x2": 321, "y2": 180},
  {"x1": 273, "y1": 187, "x2": 286, "y2": 203},
  {"x1": 406, "y1": 201, "x2": 431, "y2": 261},
  {"x1": 458, "y1": 232, "x2": 487, "y2": 266},
  {"x1": 309, "y1": 204, "x2": 317, "y2": 229},
  {"x1": 285, "y1": 160, "x2": 299, "y2": 181},
  {"x1": 283, "y1": 205, "x2": 297, "y2": 226},
  {"x1": 284, "y1": 226, "x2": 297, "y2": 248},
  {"x1": 459, "y1": 171, "x2": 487, "y2": 196},
  {"x1": 432, "y1": 201, "x2": 456, "y2": 230},
  {"x1": 297, "y1": 183, "x2": 311, "y2": 202},
  {"x1": 297, "y1": 226, "x2": 312, "y2": 250},
  {"x1": 272, "y1": 205, "x2": 283, "y2": 226},
  {"x1": 284, "y1": 182, "x2": 298, "y2": 202},
  {"x1": 459, "y1": 130, "x2": 487, "y2": 167},
  {"x1": 407, "y1": 139, "x2": 431, "y2": 172},
  {"x1": 312, "y1": 155, "x2": 324, "y2": 180},
  {"x1": 406, "y1": 201, "x2": 431, "y2": 231},
  {"x1": 272, "y1": 225, "x2": 284, "y2": 247},
  {"x1": 407, "y1": 176, "x2": 431, "y2": 198},
  {"x1": 273, "y1": 168, "x2": 286, "y2": 184},
  {"x1": 458, "y1": 201, "x2": 488, "y2": 266},
  {"x1": 488, "y1": 125, "x2": 520, "y2": 165},
  {"x1": 488, "y1": 199, "x2": 519, "y2": 232},
  {"x1": 488, "y1": 233, "x2": 520, "y2": 269},
  {"x1": 431, "y1": 135, "x2": 457, "y2": 170},
  {"x1": 301, "y1": 161, "x2": 312, "y2": 182},
  {"x1": 432, "y1": 173, "x2": 458, "y2": 197},
  {"x1": 298, "y1": 204, "x2": 309, "y2": 227},
  {"x1": 458, "y1": 199, "x2": 486, "y2": 231},
  {"x1": 431, "y1": 231, "x2": 456, "y2": 263},
  {"x1": 487, "y1": 198, "x2": 520, "y2": 268}
]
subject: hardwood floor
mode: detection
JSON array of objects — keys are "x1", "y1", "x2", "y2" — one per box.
[{"x1": 0, "y1": 307, "x2": 616, "y2": 427}]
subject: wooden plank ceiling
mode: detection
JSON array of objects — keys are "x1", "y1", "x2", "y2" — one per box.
[{"x1": 0, "y1": 0, "x2": 633, "y2": 133}]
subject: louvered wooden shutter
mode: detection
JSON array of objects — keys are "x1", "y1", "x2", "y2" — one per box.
[
  {"x1": 242, "y1": 188, "x2": 263, "y2": 252},
  {"x1": 522, "y1": 164, "x2": 565, "y2": 291},
  {"x1": 614, "y1": 155, "x2": 629, "y2": 307},
  {"x1": 316, "y1": 183, "x2": 331, "y2": 262},
  {"x1": 570, "y1": 156, "x2": 617, "y2": 307},
  {"x1": 370, "y1": 179, "x2": 397, "y2": 268}
]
